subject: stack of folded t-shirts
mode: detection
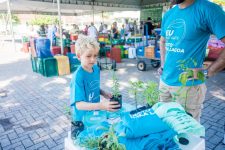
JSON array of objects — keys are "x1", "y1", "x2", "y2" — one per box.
[
  {"x1": 152, "y1": 102, "x2": 205, "y2": 137},
  {"x1": 115, "y1": 107, "x2": 179, "y2": 150}
]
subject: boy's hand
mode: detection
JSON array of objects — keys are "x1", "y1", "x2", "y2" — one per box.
[
  {"x1": 100, "y1": 101, "x2": 120, "y2": 112},
  {"x1": 102, "y1": 91, "x2": 112, "y2": 99}
]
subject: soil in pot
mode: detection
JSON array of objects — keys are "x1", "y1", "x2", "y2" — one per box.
[{"x1": 110, "y1": 95, "x2": 122, "y2": 109}]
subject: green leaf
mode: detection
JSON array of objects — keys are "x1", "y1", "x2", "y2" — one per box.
[{"x1": 197, "y1": 71, "x2": 205, "y2": 82}]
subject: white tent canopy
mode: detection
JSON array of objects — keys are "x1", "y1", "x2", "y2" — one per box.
[{"x1": 0, "y1": 0, "x2": 166, "y2": 15}]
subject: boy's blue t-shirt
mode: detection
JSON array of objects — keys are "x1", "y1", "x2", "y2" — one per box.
[
  {"x1": 161, "y1": 0, "x2": 225, "y2": 86},
  {"x1": 70, "y1": 65, "x2": 100, "y2": 121}
]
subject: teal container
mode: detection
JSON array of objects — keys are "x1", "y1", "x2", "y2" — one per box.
[
  {"x1": 70, "y1": 64, "x2": 80, "y2": 73},
  {"x1": 42, "y1": 57, "x2": 58, "y2": 77},
  {"x1": 31, "y1": 57, "x2": 37, "y2": 73},
  {"x1": 22, "y1": 36, "x2": 29, "y2": 43},
  {"x1": 56, "y1": 38, "x2": 70, "y2": 47},
  {"x1": 36, "y1": 58, "x2": 44, "y2": 75},
  {"x1": 36, "y1": 58, "x2": 58, "y2": 77}
]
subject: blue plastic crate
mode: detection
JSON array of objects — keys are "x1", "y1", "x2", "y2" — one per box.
[
  {"x1": 155, "y1": 50, "x2": 160, "y2": 58},
  {"x1": 35, "y1": 38, "x2": 53, "y2": 58},
  {"x1": 136, "y1": 46, "x2": 145, "y2": 57}
]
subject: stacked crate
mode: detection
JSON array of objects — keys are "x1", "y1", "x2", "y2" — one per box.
[
  {"x1": 30, "y1": 38, "x2": 58, "y2": 77},
  {"x1": 54, "y1": 56, "x2": 70, "y2": 76},
  {"x1": 145, "y1": 46, "x2": 155, "y2": 59},
  {"x1": 67, "y1": 53, "x2": 80, "y2": 73}
]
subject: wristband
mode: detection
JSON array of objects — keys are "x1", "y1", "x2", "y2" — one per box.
[{"x1": 203, "y1": 69, "x2": 209, "y2": 79}]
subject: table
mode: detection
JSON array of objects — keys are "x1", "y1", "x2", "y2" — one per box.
[{"x1": 64, "y1": 132, "x2": 205, "y2": 150}]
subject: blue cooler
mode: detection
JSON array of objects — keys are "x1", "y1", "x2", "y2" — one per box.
[
  {"x1": 35, "y1": 38, "x2": 52, "y2": 58},
  {"x1": 136, "y1": 46, "x2": 145, "y2": 57},
  {"x1": 155, "y1": 50, "x2": 160, "y2": 58}
]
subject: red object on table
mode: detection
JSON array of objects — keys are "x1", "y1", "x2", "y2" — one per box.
[
  {"x1": 110, "y1": 47, "x2": 121, "y2": 63},
  {"x1": 51, "y1": 46, "x2": 61, "y2": 55},
  {"x1": 63, "y1": 47, "x2": 70, "y2": 55},
  {"x1": 70, "y1": 35, "x2": 78, "y2": 41}
]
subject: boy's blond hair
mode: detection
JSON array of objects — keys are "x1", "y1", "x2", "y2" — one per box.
[{"x1": 75, "y1": 34, "x2": 100, "y2": 56}]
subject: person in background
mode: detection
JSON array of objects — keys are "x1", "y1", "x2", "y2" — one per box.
[
  {"x1": 88, "y1": 22, "x2": 98, "y2": 39},
  {"x1": 47, "y1": 25, "x2": 57, "y2": 46},
  {"x1": 70, "y1": 35, "x2": 120, "y2": 137},
  {"x1": 37, "y1": 25, "x2": 46, "y2": 37},
  {"x1": 144, "y1": 17, "x2": 154, "y2": 37},
  {"x1": 112, "y1": 22, "x2": 118, "y2": 39},
  {"x1": 83, "y1": 25, "x2": 88, "y2": 35},
  {"x1": 120, "y1": 24, "x2": 125, "y2": 39},
  {"x1": 158, "y1": 0, "x2": 225, "y2": 122},
  {"x1": 70, "y1": 24, "x2": 79, "y2": 35},
  {"x1": 102, "y1": 24, "x2": 108, "y2": 34},
  {"x1": 133, "y1": 20, "x2": 138, "y2": 34},
  {"x1": 99, "y1": 22, "x2": 104, "y2": 33},
  {"x1": 125, "y1": 19, "x2": 131, "y2": 37}
]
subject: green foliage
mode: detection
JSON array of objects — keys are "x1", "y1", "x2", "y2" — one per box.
[
  {"x1": 176, "y1": 58, "x2": 206, "y2": 110},
  {"x1": 0, "y1": 14, "x2": 20, "y2": 24},
  {"x1": 129, "y1": 80, "x2": 144, "y2": 109},
  {"x1": 79, "y1": 137, "x2": 101, "y2": 149},
  {"x1": 111, "y1": 71, "x2": 120, "y2": 98},
  {"x1": 99, "y1": 125, "x2": 126, "y2": 150},
  {"x1": 143, "y1": 81, "x2": 159, "y2": 106},
  {"x1": 11, "y1": 14, "x2": 20, "y2": 24},
  {"x1": 29, "y1": 15, "x2": 60, "y2": 25},
  {"x1": 177, "y1": 58, "x2": 205, "y2": 86}
]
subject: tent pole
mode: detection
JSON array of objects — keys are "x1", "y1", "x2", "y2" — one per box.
[
  {"x1": 7, "y1": 0, "x2": 16, "y2": 52},
  {"x1": 57, "y1": 0, "x2": 63, "y2": 54}
]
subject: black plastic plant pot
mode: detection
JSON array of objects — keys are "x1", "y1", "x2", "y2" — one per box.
[
  {"x1": 186, "y1": 111, "x2": 193, "y2": 117},
  {"x1": 130, "y1": 105, "x2": 151, "y2": 115},
  {"x1": 146, "y1": 103, "x2": 153, "y2": 108},
  {"x1": 110, "y1": 94, "x2": 122, "y2": 109},
  {"x1": 99, "y1": 135, "x2": 108, "y2": 150}
]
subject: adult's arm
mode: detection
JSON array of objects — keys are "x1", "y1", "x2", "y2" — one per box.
[
  {"x1": 159, "y1": 36, "x2": 166, "y2": 68},
  {"x1": 208, "y1": 37, "x2": 225, "y2": 77}
]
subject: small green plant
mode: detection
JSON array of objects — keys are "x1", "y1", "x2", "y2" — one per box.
[
  {"x1": 63, "y1": 103, "x2": 71, "y2": 119},
  {"x1": 129, "y1": 80, "x2": 144, "y2": 109},
  {"x1": 99, "y1": 125, "x2": 126, "y2": 150},
  {"x1": 176, "y1": 58, "x2": 206, "y2": 110},
  {"x1": 111, "y1": 70, "x2": 120, "y2": 98},
  {"x1": 177, "y1": 59, "x2": 205, "y2": 86},
  {"x1": 78, "y1": 136, "x2": 101, "y2": 149},
  {"x1": 143, "y1": 81, "x2": 159, "y2": 107}
]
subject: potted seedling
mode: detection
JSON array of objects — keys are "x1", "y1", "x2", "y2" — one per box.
[
  {"x1": 129, "y1": 80, "x2": 144, "y2": 109},
  {"x1": 143, "y1": 81, "x2": 159, "y2": 107},
  {"x1": 98, "y1": 125, "x2": 126, "y2": 150},
  {"x1": 177, "y1": 59, "x2": 205, "y2": 115},
  {"x1": 78, "y1": 136, "x2": 100, "y2": 149},
  {"x1": 110, "y1": 71, "x2": 122, "y2": 109}
]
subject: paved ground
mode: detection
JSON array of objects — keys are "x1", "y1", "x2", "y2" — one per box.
[{"x1": 0, "y1": 42, "x2": 225, "y2": 150}]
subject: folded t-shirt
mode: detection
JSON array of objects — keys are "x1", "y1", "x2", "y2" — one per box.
[{"x1": 115, "y1": 108, "x2": 172, "y2": 138}]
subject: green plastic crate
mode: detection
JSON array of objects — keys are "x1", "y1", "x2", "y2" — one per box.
[
  {"x1": 56, "y1": 38, "x2": 71, "y2": 47},
  {"x1": 42, "y1": 58, "x2": 58, "y2": 77},
  {"x1": 31, "y1": 57, "x2": 37, "y2": 72},
  {"x1": 36, "y1": 58, "x2": 44, "y2": 75},
  {"x1": 22, "y1": 36, "x2": 29, "y2": 43},
  {"x1": 36, "y1": 58, "x2": 58, "y2": 77}
]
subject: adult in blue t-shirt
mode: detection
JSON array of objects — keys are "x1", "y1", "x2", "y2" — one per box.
[{"x1": 159, "y1": 0, "x2": 225, "y2": 121}]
